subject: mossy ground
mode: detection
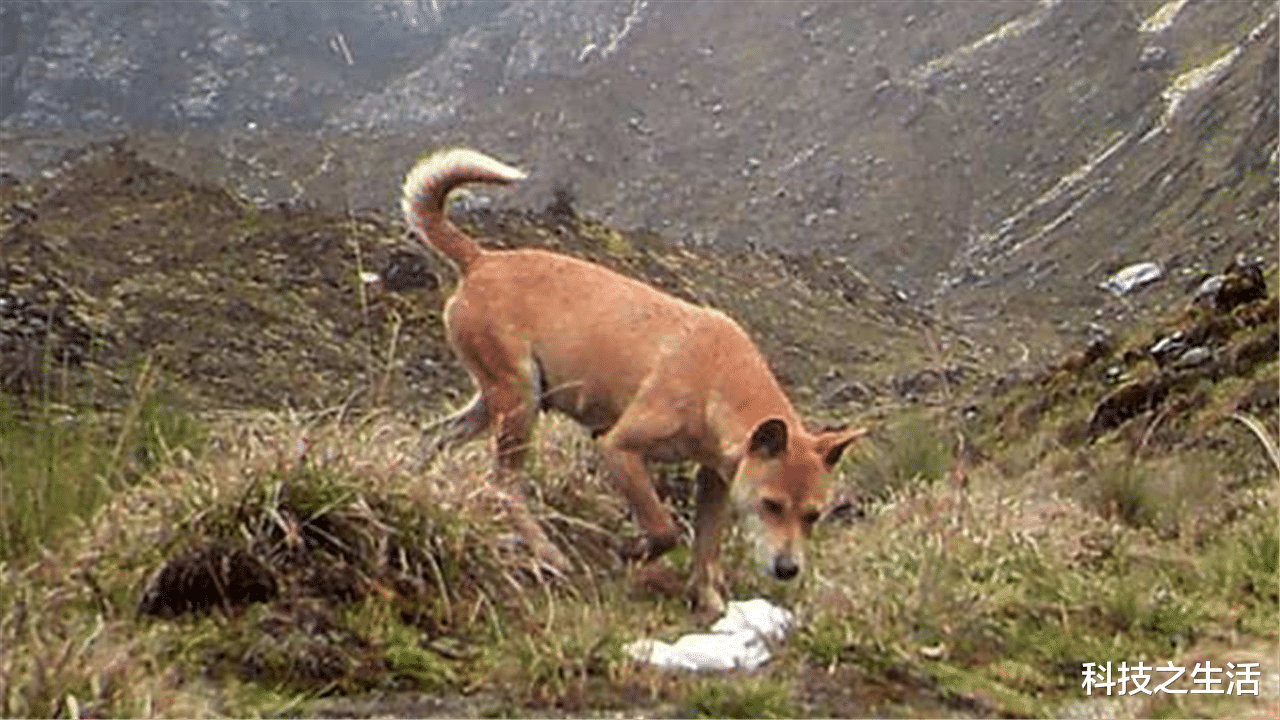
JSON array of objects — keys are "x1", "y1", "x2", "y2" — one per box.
[{"x1": 1, "y1": 143, "x2": 1276, "y2": 718}]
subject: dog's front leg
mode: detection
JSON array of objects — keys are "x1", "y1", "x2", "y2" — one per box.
[
  {"x1": 690, "y1": 466, "x2": 730, "y2": 616},
  {"x1": 599, "y1": 437, "x2": 679, "y2": 563}
]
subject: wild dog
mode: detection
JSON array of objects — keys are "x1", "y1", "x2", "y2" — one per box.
[{"x1": 402, "y1": 148, "x2": 866, "y2": 614}]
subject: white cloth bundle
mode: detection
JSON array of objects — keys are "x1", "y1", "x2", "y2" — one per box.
[{"x1": 622, "y1": 598, "x2": 795, "y2": 671}]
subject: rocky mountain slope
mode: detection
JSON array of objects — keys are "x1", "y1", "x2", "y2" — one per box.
[{"x1": 1, "y1": 0, "x2": 1276, "y2": 373}]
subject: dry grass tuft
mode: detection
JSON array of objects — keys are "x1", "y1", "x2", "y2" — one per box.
[
  {"x1": 2, "y1": 408, "x2": 652, "y2": 716},
  {"x1": 124, "y1": 409, "x2": 637, "y2": 625}
]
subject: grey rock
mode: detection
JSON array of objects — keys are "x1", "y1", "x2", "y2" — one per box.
[
  {"x1": 1101, "y1": 262, "x2": 1163, "y2": 296},
  {"x1": 1172, "y1": 346, "x2": 1212, "y2": 369},
  {"x1": 1148, "y1": 331, "x2": 1185, "y2": 362},
  {"x1": 1193, "y1": 274, "x2": 1226, "y2": 304},
  {"x1": 1138, "y1": 44, "x2": 1173, "y2": 71}
]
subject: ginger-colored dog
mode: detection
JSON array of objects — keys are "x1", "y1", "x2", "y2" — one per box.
[{"x1": 402, "y1": 148, "x2": 865, "y2": 614}]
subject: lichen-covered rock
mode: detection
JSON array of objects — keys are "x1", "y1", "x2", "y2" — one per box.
[{"x1": 1193, "y1": 255, "x2": 1269, "y2": 313}]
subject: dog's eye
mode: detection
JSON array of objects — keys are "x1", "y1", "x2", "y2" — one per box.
[
  {"x1": 761, "y1": 499, "x2": 785, "y2": 517},
  {"x1": 801, "y1": 510, "x2": 821, "y2": 526}
]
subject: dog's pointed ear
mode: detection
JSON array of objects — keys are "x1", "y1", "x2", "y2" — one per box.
[
  {"x1": 748, "y1": 418, "x2": 789, "y2": 459},
  {"x1": 815, "y1": 426, "x2": 868, "y2": 469}
]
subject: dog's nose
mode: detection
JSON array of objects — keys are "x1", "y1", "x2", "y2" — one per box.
[{"x1": 773, "y1": 555, "x2": 799, "y2": 580}]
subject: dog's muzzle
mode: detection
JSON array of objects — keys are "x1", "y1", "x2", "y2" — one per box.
[{"x1": 771, "y1": 554, "x2": 800, "y2": 581}]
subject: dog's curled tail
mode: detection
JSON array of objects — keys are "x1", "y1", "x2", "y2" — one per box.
[{"x1": 401, "y1": 148, "x2": 526, "y2": 272}]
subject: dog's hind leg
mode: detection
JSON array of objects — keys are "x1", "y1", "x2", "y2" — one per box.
[
  {"x1": 460, "y1": 349, "x2": 568, "y2": 573},
  {"x1": 482, "y1": 359, "x2": 541, "y2": 472},
  {"x1": 424, "y1": 391, "x2": 490, "y2": 452},
  {"x1": 492, "y1": 394, "x2": 569, "y2": 576}
]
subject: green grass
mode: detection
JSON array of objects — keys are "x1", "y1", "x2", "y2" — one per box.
[
  {"x1": 793, "y1": 401, "x2": 1279, "y2": 716},
  {"x1": 683, "y1": 675, "x2": 797, "y2": 718},
  {"x1": 0, "y1": 399, "x2": 109, "y2": 559},
  {"x1": 0, "y1": 360, "x2": 204, "y2": 562},
  {"x1": 847, "y1": 410, "x2": 953, "y2": 503}
]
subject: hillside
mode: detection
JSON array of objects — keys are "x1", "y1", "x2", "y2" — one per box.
[
  {"x1": 0, "y1": 141, "x2": 937, "y2": 414},
  {"x1": 3, "y1": 1, "x2": 1273, "y2": 368},
  {"x1": 0, "y1": 1, "x2": 1276, "y2": 718}
]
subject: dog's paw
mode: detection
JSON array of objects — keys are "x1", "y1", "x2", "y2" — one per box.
[
  {"x1": 618, "y1": 536, "x2": 649, "y2": 563},
  {"x1": 689, "y1": 584, "x2": 727, "y2": 621},
  {"x1": 629, "y1": 563, "x2": 683, "y2": 600},
  {"x1": 618, "y1": 533, "x2": 678, "y2": 564}
]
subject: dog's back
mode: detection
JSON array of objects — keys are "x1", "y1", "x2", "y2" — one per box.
[
  {"x1": 455, "y1": 246, "x2": 778, "y2": 450},
  {"x1": 402, "y1": 149, "x2": 791, "y2": 446}
]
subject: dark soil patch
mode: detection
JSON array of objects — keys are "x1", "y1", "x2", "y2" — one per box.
[
  {"x1": 1, "y1": 140, "x2": 465, "y2": 410},
  {"x1": 1088, "y1": 375, "x2": 1173, "y2": 437},
  {"x1": 137, "y1": 543, "x2": 277, "y2": 618},
  {"x1": 1236, "y1": 376, "x2": 1280, "y2": 416}
]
